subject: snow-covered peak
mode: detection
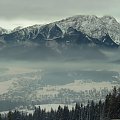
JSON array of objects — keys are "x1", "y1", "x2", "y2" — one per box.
[
  {"x1": 0, "y1": 27, "x2": 8, "y2": 35},
  {"x1": 53, "y1": 15, "x2": 120, "y2": 45},
  {"x1": 101, "y1": 16, "x2": 120, "y2": 44},
  {"x1": 54, "y1": 15, "x2": 107, "y2": 39},
  {"x1": 65, "y1": 15, "x2": 98, "y2": 21},
  {"x1": 12, "y1": 26, "x2": 23, "y2": 32},
  {"x1": 101, "y1": 15, "x2": 117, "y2": 23}
]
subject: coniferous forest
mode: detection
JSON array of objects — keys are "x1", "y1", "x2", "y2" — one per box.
[{"x1": 0, "y1": 87, "x2": 120, "y2": 120}]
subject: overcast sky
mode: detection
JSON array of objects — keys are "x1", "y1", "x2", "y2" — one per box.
[{"x1": 0, "y1": 0, "x2": 120, "y2": 29}]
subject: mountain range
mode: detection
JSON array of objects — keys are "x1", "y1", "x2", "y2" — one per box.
[
  {"x1": 0, "y1": 15, "x2": 120, "y2": 59},
  {"x1": 0, "y1": 15, "x2": 120, "y2": 47}
]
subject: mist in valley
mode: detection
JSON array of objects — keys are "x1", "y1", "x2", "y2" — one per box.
[{"x1": 0, "y1": 46, "x2": 120, "y2": 111}]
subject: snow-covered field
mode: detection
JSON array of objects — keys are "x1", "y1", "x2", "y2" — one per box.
[
  {"x1": 0, "y1": 79, "x2": 14, "y2": 94},
  {"x1": 0, "y1": 61, "x2": 120, "y2": 111},
  {"x1": 0, "y1": 69, "x2": 117, "y2": 98},
  {"x1": 35, "y1": 104, "x2": 75, "y2": 111},
  {"x1": 0, "y1": 103, "x2": 75, "y2": 115}
]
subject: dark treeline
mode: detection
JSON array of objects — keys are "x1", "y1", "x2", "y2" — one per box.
[{"x1": 0, "y1": 87, "x2": 120, "y2": 120}]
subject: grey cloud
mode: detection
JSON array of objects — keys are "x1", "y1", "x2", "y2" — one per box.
[{"x1": 0, "y1": 0, "x2": 120, "y2": 21}]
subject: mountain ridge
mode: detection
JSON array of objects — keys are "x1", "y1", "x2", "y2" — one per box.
[{"x1": 0, "y1": 15, "x2": 120, "y2": 49}]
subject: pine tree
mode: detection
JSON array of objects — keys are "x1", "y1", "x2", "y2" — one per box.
[
  {"x1": 56, "y1": 105, "x2": 63, "y2": 120},
  {"x1": 0, "y1": 114, "x2": 2, "y2": 120},
  {"x1": 7, "y1": 111, "x2": 12, "y2": 120},
  {"x1": 63, "y1": 106, "x2": 69, "y2": 120},
  {"x1": 74, "y1": 103, "x2": 81, "y2": 120}
]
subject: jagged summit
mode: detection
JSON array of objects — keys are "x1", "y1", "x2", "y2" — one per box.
[
  {"x1": 0, "y1": 27, "x2": 8, "y2": 35},
  {"x1": 101, "y1": 15, "x2": 120, "y2": 44},
  {"x1": 12, "y1": 26, "x2": 23, "y2": 32},
  {"x1": 101, "y1": 15, "x2": 117, "y2": 22}
]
